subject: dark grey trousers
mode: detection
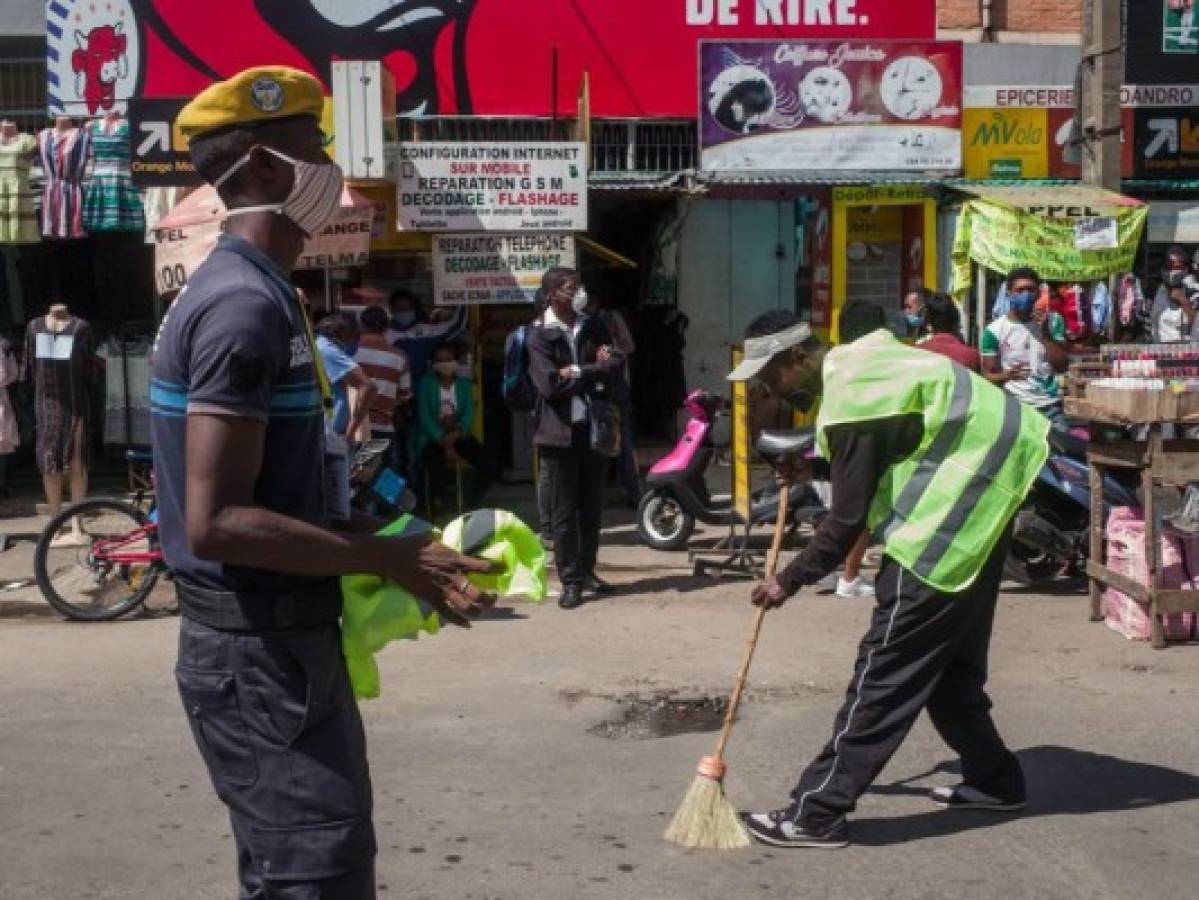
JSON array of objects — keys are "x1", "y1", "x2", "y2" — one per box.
[{"x1": 176, "y1": 618, "x2": 376, "y2": 899}]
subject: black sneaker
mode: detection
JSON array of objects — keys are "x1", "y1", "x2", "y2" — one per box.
[
  {"x1": 583, "y1": 573, "x2": 614, "y2": 596},
  {"x1": 558, "y1": 585, "x2": 585, "y2": 610},
  {"x1": 929, "y1": 784, "x2": 1026, "y2": 811},
  {"x1": 741, "y1": 809, "x2": 849, "y2": 849}
]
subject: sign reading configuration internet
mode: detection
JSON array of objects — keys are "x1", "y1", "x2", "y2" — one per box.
[{"x1": 397, "y1": 143, "x2": 588, "y2": 232}]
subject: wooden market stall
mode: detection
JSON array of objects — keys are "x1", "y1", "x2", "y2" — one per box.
[{"x1": 1066, "y1": 345, "x2": 1199, "y2": 648}]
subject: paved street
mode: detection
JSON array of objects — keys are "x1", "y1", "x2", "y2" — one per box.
[{"x1": 1, "y1": 515, "x2": 1197, "y2": 900}]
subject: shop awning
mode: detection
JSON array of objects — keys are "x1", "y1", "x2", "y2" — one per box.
[
  {"x1": 951, "y1": 182, "x2": 1146, "y2": 214},
  {"x1": 949, "y1": 183, "x2": 1149, "y2": 293},
  {"x1": 588, "y1": 171, "x2": 692, "y2": 192},
  {"x1": 1147, "y1": 201, "x2": 1199, "y2": 244},
  {"x1": 576, "y1": 235, "x2": 637, "y2": 270},
  {"x1": 700, "y1": 170, "x2": 943, "y2": 187}
]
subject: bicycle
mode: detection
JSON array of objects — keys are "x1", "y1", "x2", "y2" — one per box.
[{"x1": 33, "y1": 450, "x2": 166, "y2": 621}]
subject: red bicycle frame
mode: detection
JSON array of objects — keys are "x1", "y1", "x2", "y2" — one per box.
[{"x1": 90, "y1": 523, "x2": 162, "y2": 566}]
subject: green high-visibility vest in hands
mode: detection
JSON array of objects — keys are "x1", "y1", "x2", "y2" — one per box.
[{"x1": 816, "y1": 330, "x2": 1050, "y2": 593}]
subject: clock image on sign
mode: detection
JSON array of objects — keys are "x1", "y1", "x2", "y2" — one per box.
[
  {"x1": 879, "y1": 57, "x2": 943, "y2": 120},
  {"x1": 798, "y1": 66, "x2": 852, "y2": 123}
]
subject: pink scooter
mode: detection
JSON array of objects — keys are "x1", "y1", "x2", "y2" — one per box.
[{"x1": 635, "y1": 390, "x2": 827, "y2": 551}]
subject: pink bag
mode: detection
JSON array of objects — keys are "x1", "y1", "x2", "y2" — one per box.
[{"x1": 1102, "y1": 508, "x2": 1198, "y2": 642}]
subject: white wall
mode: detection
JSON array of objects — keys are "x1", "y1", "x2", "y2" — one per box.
[{"x1": 676, "y1": 197, "x2": 798, "y2": 398}]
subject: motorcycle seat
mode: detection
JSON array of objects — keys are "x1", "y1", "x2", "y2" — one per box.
[
  {"x1": 1047, "y1": 427, "x2": 1087, "y2": 458},
  {"x1": 755, "y1": 429, "x2": 815, "y2": 463}
]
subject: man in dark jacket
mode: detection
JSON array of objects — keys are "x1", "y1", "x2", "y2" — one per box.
[{"x1": 527, "y1": 267, "x2": 624, "y2": 609}]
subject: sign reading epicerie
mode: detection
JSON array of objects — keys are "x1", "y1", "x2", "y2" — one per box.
[
  {"x1": 432, "y1": 234, "x2": 576, "y2": 306},
  {"x1": 397, "y1": 143, "x2": 587, "y2": 232},
  {"x1": 700, "y1": 40, "x2": 962, "y2": 172}
]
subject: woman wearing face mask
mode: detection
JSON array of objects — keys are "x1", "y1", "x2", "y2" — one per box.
[
  {"x1": 526, "y1": 267, "x2": 625, "y2": 610},
  {"x1": 414, "y1": 343, "x2": 500, "y2": 516}
]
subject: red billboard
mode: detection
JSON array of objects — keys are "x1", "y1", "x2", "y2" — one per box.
[{"x1": 48, "y1": 0, "x2": 937, "y2": 118}]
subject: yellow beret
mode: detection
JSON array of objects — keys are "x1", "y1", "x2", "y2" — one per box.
[{"x1": 177, "y1": 66, "x2": 324, "y2": 139}]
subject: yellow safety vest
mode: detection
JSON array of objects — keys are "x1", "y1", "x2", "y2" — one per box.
[{"x1": 817, "y1": 330, "x2": 1049, "y2": 593}]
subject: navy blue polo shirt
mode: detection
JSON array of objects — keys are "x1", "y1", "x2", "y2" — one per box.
[{"x1": 150, "y1": 234, "x2": 335, "y2": 598}]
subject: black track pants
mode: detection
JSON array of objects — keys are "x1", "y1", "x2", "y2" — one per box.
[{"x1": 789, "y1": 528, "x2": 1025, "y2": 830}]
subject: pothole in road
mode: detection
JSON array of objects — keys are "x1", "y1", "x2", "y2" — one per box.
[{"x1": 588, "y1": 693, "x2": 728, "y2": 740}]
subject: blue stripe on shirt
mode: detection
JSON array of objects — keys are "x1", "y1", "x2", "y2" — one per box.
[{"x1": 150, "y1": 384, "x2": 188, "y2": 411}]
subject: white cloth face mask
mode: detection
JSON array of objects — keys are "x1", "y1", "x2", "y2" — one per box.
[{"x1": 214, "y1": 146, "x2": 344, "y2": 237}]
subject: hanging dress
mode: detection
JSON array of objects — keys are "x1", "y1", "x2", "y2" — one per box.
[
  {"x1": 83, "y1": 120, "x2": 144, "y2": 233},
  {"x1": 0, "y1": 337, "x2": 19, "y2": 456},
  {"x1": 25, "y1": 316, "x2": 95, "y2": 474},
  {"x1": 37, "y1": 126, "x2": 91, "y2": 239},
  {"x1": 0, "y1": 133, "x2": 39, "y2": 244}
]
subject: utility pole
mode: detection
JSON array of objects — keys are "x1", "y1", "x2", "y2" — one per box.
[{"x1": 1080, "y1": 0, "x2": 1124, "y2": 190}]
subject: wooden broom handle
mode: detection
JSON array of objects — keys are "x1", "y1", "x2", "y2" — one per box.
[{"x1": 712, "y1": 483, "x2": 790, "y2": 762}]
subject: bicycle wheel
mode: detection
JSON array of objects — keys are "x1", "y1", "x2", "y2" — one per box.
[{"x1": 34, "y1": 498, "x2": 161, "y2": 621}]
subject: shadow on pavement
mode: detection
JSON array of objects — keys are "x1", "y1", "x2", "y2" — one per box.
[
  {"x1": 1001, "y1": 577, "x2": 1089, "y2": 597},
  {"x1": 598, "y1": 573, "x2": 720, "y2": 597},
  {"x1": 856, "y1": 745, "x2": 1199, "y2": 845},
  {"x1": 479, "y1": 605, "x2": 529, "y2": 622}
]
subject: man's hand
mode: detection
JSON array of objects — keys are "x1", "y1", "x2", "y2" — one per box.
[
  {"x1": 1001, "y1": 362, "x2": 1030, "y2": 382},
  {"x1": 751, "y1": 575, "x2": 791, "y2": 610},
  {"x1": 387, "y1": 537, "x2": 498, "y2": 627},
  {"x1": 558, "y1": 366, "x2": 575, "y2": 380},
  {"x1": 597, "y1": 345, "x2": 613, "y2": 362}
]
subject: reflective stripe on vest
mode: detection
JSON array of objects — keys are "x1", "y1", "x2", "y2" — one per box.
[{"x1": 817, "y1": 330, "x2": 1049, "y2": 593}]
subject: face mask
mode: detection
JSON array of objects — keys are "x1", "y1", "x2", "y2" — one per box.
[
  {"x1": 905, "y1": 313, "x2": 925, "y2": 329},
  {"x1": 1009, "y1": 290, "x2": 1036, "y2": 316},
  {"x1": 571, "y1": 287, "x2": 589, "y2": 315},
  {"x1": 214, "y1": 146, "x2": 344, "y2": 237},
  {"x1": 434, "y1": 361, "x2": 459, "y2": 378},
  {"x1": 393, "y1": 311, "x2": 416, "y2": 328}
]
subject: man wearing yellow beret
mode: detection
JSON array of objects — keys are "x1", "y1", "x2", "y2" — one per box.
[{"x1": 152, "y1": 66, "x2": 495, "y2": 899}]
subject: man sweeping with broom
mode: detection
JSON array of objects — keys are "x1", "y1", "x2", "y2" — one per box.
[{"x1": 671, "y1": 304, "x2": 1048, "y2": 851}]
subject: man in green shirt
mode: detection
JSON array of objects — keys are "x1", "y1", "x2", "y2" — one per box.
[{"x1": 980, "y1": 267, "x2": 1070, "y2": 431}]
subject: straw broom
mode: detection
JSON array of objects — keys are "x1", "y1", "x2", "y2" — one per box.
[{"x1": 664, "y1": 485, "x2": 791, "y2": 850}]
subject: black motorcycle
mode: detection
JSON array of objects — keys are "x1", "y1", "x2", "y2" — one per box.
[{"x1": 1005, "y1": 428, "x2": 1139, "y2": 585}]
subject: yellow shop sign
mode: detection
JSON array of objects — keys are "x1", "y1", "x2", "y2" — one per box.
[{"x1": 963, "y1": 108, "x2": 1050, "y2": 180}]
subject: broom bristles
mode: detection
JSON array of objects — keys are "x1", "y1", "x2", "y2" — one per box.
[{"x1": 663, "y1": 773, "x2": 751, "y2": 850}]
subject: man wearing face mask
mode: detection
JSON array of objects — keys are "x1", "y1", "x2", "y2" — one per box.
[
  {"x1": 152, "y1": 67, "x2": 495, "y2": 899},
  {"x1": 731, "y1": 305, "x2": 1048, "y2": 849},
  {"x1": 526, "y1": 267, "x2": 624, "y2": 610},
  {"x1": 902, "y1": 288, "x2": 931, "y2": 341},
  {"x1": 1147, "y1": 247, "x2": 1199, "y2": 342},
  {"x1": 981, "y1": 267, "x2": 1071, "y2": 432}
]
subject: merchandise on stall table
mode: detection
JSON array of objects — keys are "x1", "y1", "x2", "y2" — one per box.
[{"x1": 1102, "y1": 506, "x2": 1199, "y2": 642}]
